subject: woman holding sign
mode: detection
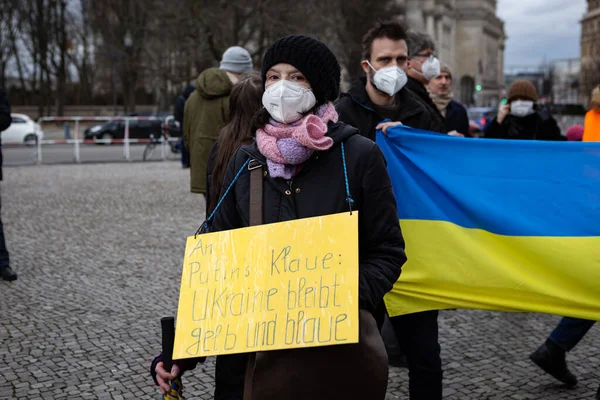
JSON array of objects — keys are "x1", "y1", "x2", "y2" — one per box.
[
  {"x1": 155, "y1": 35, "x2": 406, "y2": 400},
  {"x1": 214, "y1": 35, "x2": 405, "y2": 400}
]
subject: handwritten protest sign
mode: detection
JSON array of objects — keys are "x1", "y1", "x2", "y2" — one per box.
[{"x1": 173, "y1": 212, "x2": 359, "y2": 359}]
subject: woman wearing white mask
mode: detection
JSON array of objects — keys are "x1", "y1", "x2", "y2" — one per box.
[
  {"x1": 485, "y1": 80, "x2": 563, "y2": 141},
  {"x1": 210, "y1": 35, "x2": 405, "y2": 399}
]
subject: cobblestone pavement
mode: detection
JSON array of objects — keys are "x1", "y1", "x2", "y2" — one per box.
[{"x1": 0, "y1": 162, "x2": 598, "y2": 400}]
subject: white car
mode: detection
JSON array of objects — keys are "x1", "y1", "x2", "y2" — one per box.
[{"x1": 1, "y1": 113, "x2": 44, "y2": 145}]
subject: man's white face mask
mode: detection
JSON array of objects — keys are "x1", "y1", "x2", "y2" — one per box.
[
  {"x1": 366, "y1": 60, "x2": 408, "y2": 97},
  {"x1": 262, "y1": 80, "x2": 317, "y2": 124},
  {"x1": 510, "y1": 100, "x2": 535, "y2": 117},
  {"x1": 421, "y1": 55, "x2": 441, "y2": 81}
]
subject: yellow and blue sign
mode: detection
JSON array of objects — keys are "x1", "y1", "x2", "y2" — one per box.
[
  {"x1": 377, "y1": 126, "x2": 600, "y2": 321},
  {"x1": 173, "y1": 212, "x2": 360, "y2": 359}
]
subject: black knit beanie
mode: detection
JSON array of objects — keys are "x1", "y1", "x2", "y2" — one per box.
[{"x1": 261, "y1": 35, "x2": 341, "y2": 104}]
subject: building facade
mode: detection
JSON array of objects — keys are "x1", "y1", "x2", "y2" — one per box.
[
  {"x1": 403, "y1": 0, "x2": 458, "y2": 73},
  {"x1": 552, "y1": 59, "x2": 581, "y2": 105},
  {"x1": 581, "y1": 0, "x2": 600, "y2": 105},
  {"x1": 401, "y1": 0, "x2": 505, "y2": 107},
  {"x1": 454, "y1": 0, "x2": 505, "y2": 107}
]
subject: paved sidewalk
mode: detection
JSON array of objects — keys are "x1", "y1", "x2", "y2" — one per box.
[{"x1": 0, "y1": 162, "x2": 598, "y2": 400}]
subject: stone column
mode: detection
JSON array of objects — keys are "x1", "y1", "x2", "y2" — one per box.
[{"x1": 426, "y1": 14, "x2": 435, "y2": 38}]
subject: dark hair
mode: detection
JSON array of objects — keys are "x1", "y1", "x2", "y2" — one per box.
[
  {"x1": 406, "y1": 31, "x2": 436, "y2": 57},
  {"x1": 361, "y1": 20, "x2": 408, "y2": 61},
  {"x1": 209, "y1": 72, "x2": 263, "y2": 214}
]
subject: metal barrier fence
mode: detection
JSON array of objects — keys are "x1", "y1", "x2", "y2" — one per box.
[{"x1": 2, "y1": 115, "x2": 180, "y2": 165}]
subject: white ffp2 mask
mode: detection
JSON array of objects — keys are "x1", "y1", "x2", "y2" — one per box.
[
  {"x1": 510, "y1": 100, "x2": 535, "y2": 117},
  {"x1": 262, "y1": 80, "x2": 317, "y2": 124},
  {"x1": 367, "y1": 61, "x2": 408, "y2": 97},
  {"x1": 421, "y1": 56, "x2": 441, "y2": 81}
]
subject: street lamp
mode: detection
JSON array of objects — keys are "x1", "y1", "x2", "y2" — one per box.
[
  {"x1": 123, "y1": 30, "x2": 133, "y2": 114},
  {"x1": 95, "y1": 35, "x2": 119, "y2": 116},
  {"x1": 95, "y1": 32, "x2": 133, "y2": 116},
  {"x1": 124, "y1": 30, "x2": 133, "y2": 49}
]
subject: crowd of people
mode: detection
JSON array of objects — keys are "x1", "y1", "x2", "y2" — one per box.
[
  {"x1": 145, "y1": 19, "x2": 600, "y2": 400},
  {"x1": 1, "y1": 15, "x2": 596, "y2": 400}
]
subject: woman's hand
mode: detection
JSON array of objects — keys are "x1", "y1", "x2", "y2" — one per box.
[
  {"x1": 155, "y1": 362, "x2": 181, "y2": 395},
  {"x1": 496, "y1": 103, "x2": 510, "y2": 124}
]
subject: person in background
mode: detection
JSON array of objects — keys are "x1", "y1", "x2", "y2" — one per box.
[
  {"x1": 404, "y1": 31, "x2": 446, "y2": 133},
  {"x1": 566, "y1": 124, "x2": 584, "y2": 142},
  {"x1": 529, "y1": 317, "x2": 596, "y2": 390},
  {"x1": 427, "y1": 64, "x2": 470, "y2": 136},
  {"x1": 529, "y1": 117, "x2": 596, "y2": 400},
  {"x1": 335, "y1": 21, "x2": 442, "y2": 136},
  {"x1": 0, "y1": 88, "x2": 16, "y2": 281},
  {"x1": 183, "y1": 46, "x2": 253, "y2": 201},
  {"x1": 152, "y1": 73, "x2": 263, "y2": 400},
  {"x1": 174, "y1": 84, "x2": 195, "y2": 168},
  {"x1": 336, "y1": 20, "x2": 443, "y2": 400},
  {"x1": 485, "y1": 80, "x2": 563, "y2": 141},
  {"x1": 207, "y1": 72, "x2": 262, "y2": 216},
  {"x1": 583, "y1": 86, "x2": 600, "y2": 142}
]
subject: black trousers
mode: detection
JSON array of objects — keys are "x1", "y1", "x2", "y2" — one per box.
[
  {"x1": 180, "y1": 138, "x2": 190, "y2": 167},
  {"x1": 0, "y1": 188, "x2": 9, "y2": 268},
  {"x1": 214, "y1": 354, "x2": 246, "y2": 400},
  {"x1": 389, "y1": 310, "x2": 442, "y2": 400}
]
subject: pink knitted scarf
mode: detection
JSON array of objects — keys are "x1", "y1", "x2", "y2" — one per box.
[{"x1": 256, "y1": 102, "x2": 338, "y2": 179}]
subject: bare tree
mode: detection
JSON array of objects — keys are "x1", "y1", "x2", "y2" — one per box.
[
  {"x1": 67, "y1": 0, "x2": 95, "y2": 105},
  {"x1": 0, "y1": 0, "x2": 18, "y2": 88},
  {"x1": 3, "y1": 0, "x2": 406, "y2": 110}
]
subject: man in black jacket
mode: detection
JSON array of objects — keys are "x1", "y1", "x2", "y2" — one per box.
[
  {"x1": 405, "y1": 31, "x2": 446, "y2": 132},
  {"x1": 427, "y1": 64, "x2": 470, "y2": 136},
  {"x1": 336, "y1": 25, "x2": 442, "y2": 136},
  {"x1": 0, "y1": 88, "x2": 16, "y2": 281},
  {"x1": 335, "y1": 20, "x2": 443, "y2": 400}
]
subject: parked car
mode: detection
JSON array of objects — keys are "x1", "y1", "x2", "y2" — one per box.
[
  {"x1": 133, "y1": 112, "x2": 182, "y2": 137},
  {"x1": 85, "y1": 118, "x2": 162, "y2": 142},
  {"x1": 467, "y1": 107, "x2": 495, "y2": 137},
  {"x1": 84, "y1": 113, "x2": 180, "y2": 143},
  {"x1": 467, "y1": 107, "x2": 495, "y2": 129},
  {"x1": 1, "y1": 113, "x2": 44, "y2": 145}
]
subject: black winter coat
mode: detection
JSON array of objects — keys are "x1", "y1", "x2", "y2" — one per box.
[
  {"x1": 205, "y1": 141, "x2": 219, "y2": 215},
  {"x1": 485, "y1": 113, "x2": 564, "y2": 141},
  {"x1": 212, "y1": 121, "x2": 405, "y2": 400},
  {"x1": 174, "y1": 84, "x2": 195, "y2": 126},
  {"x1": 213, "y1": 122, "x2": 405, "y2": 313},
  {"x1": 0, "y1": 89, "x2": 11, "y2": 181},
  {"x1": 405, "y1": 76, "x2": 447, "y2": 132},
  {"x1": 335, "y1": 78, "x2": 444, "y2": 140},
  {"x1": 445, "y1": 100, "x2": 470, "y2": 136}
]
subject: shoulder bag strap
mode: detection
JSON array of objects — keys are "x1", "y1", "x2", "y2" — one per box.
[
  {"x1": 243, "y1": 159, "x2": 263, "y2": 400},
  {"x1": 249, "y1": 159, "x2": 264, "y2": 226}
]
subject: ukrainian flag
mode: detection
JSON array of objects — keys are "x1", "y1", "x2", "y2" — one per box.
[{"x1": 377, "y1": 126, "x2": 600, "y2": 321}]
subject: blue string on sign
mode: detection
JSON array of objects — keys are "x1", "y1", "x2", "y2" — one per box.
[
  {"x1": 195, "y1": 157, "x2": 252, "y2": 237},
  {"x1": 341, "y1": 142, "x2": 354, "y2": 214}
]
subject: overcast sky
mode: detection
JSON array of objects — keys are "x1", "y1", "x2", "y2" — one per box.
[{"x1": 497, "y1": 0, "x2": 588, "y2": 67}]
